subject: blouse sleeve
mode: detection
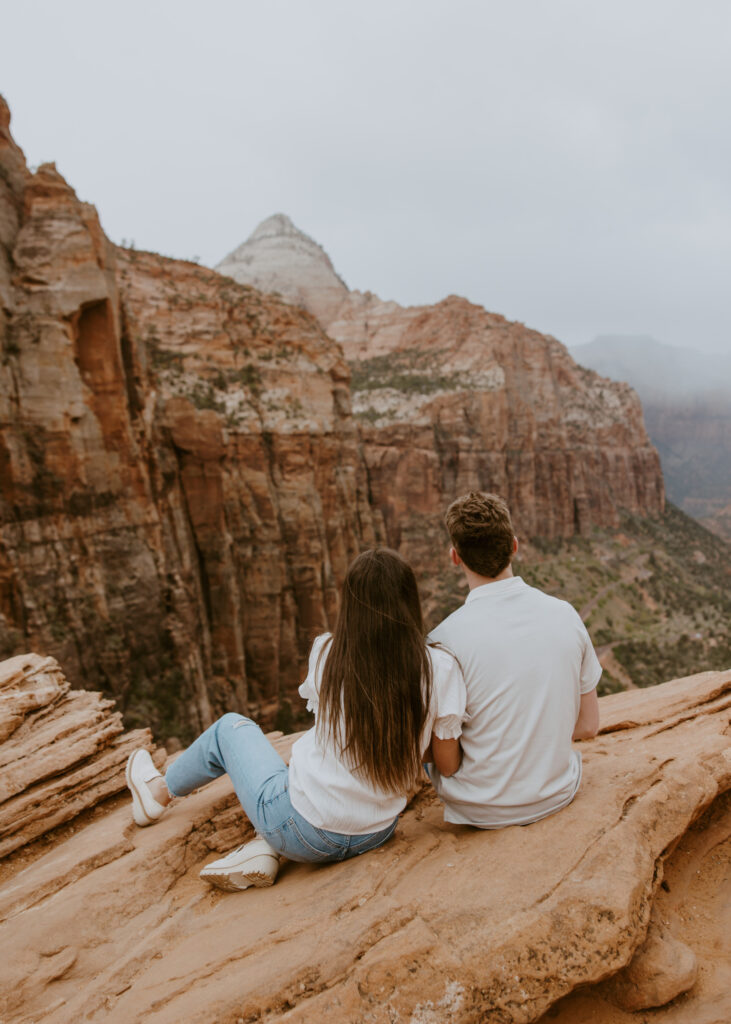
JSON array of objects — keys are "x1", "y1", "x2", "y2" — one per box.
[
  {"x1": 431, "y1": 647, "x2": 468, "y2": 740},
  {"x1": 298, "y1": 633, "x2": 331, "y2": 713}
]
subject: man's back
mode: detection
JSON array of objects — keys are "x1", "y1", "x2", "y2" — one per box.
[{"x1": 430, "y1": 575, "x2": 601, "y2": 828}]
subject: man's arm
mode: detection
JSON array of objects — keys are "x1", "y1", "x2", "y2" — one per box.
[
  {"x1": 573, "y1": 688, "x2": 599, "y2": 741},
  {"x1": 422, "y1": 736, "x2": 462, "y2": 776}
]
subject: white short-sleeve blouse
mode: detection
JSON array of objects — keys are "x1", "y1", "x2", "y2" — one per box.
[{"x1": 288, "y1": 634, "x2": 467, "y2": 835}]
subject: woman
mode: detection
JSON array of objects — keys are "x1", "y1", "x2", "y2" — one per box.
[{"x1": 125, "y1": 548, "x2": 466, "y2": 891}]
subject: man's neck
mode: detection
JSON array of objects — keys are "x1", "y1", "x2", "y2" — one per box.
[{"x1": 463, "y1": 564, "x2": 514, "y2": 592}]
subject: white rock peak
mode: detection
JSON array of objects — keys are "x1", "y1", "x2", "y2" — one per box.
[{"x1": 216, "y1": 213, "x2": 349, "y2": 325}]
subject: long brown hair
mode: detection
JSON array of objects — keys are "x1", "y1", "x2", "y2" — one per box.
[{"x1": 317, "y1": 548, "x2": 432, "y2": 794}]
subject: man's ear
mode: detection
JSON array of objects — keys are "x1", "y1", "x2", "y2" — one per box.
[
  {"x1": 512, "y1": 536, "x2": 519, "y2": 556},
  {"x1": 449, "y1": 546, "x2": 461, "y2": 567}
]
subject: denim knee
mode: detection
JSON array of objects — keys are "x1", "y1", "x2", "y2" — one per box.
[{"x1": 218, "y1": 712, "x2": 246, "y2": 730}]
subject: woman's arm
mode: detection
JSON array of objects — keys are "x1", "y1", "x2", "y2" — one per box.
[{"x1": 430, "y1": 735, "x2": 462, "y2": 776}]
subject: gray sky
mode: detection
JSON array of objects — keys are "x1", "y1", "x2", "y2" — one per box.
[{"x1": 3, "y1": 0, "x2": 730, "y2": 352}]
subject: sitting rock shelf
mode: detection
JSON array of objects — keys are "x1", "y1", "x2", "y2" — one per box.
[{"x1": 0, "y1": 658, "x2": 729, "y2": 1024}]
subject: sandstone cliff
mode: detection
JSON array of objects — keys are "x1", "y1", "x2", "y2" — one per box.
[
  {"x1": 571, "y1": 336, "x2": 731, "y2": 542},
  {"x1": 0, "y1": 97, "x2": 377, "y2": 738},
  {"x1": 217, "y1": 216, "x2": 665, "y2": 608},
  {"x1": 0, "y1": 100, "x2": 672, "y2": 738},
  {"x1": 1, "y1": 657, "x2": 729, "y2": 1024}
]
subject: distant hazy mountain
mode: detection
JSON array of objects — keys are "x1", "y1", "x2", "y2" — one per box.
[
  {"x1": 570, "y1": 335, "x2": 731, "y2": 540},
  {"x1": 570, "y1": 335, "x2": 731, "y2": 400}
]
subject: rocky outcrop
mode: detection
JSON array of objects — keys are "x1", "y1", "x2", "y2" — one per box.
[
  {"x1": 0, "y1": 98, "x2": 377, "y2": 737},
  {"x1": 0, "y1": 652, "x2": 158, "y2": 857},
  {"x1": 601, "y1": 913, "x2": 698, "y2": 1011},
  {"x1": 0, "y1": 665, "x2": 728, "y2": 1024}
]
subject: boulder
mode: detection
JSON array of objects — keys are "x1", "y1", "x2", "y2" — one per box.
[{"x1": 604, "y1": 915, "x2": 698, "y2": 1011}]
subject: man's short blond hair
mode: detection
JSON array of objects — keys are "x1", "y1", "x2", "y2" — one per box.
[{"x1": 445, "y1": 492, "x2": 515, "y2": 578}]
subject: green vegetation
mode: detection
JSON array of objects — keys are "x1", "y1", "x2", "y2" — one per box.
[
  {"x1": 514, "y1": 504, "x2": 731, "y2": 693},
  {"x1": 232, "y1": 363, "x2": 262, "y2": 394},
  {"x1": 189, "y1": 382, "x2": 226, "y2": 413},
  {"x1": 349, "y1": 352, "x2": 464, "y2": 395},
  {"x1": 354, "y1": 407, "x2": 382, "y2": 423},
  {"x1": 122, "y1": 654, "x2": 195, "y2": 744},
  {"x1": 147, "y1": 337, "x2": 184, "y2": 371}
]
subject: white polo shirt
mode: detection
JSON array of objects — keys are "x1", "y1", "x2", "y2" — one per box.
[{"x1": 429, "y1": 575, "x2": 601, "y2": 828}]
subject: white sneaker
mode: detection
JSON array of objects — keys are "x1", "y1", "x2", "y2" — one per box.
[
  {"x1": 126, "y1": 749, "x2": 168, "y2": 826},
  {"x1": 200, "y1": 837, "x2": 280, "y2": 892}
]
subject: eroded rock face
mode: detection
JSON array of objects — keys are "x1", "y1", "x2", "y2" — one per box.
[
  {"x1": 217, "y1": 215, "x2": 665, "y2": 614},
  {"x1": 0, "y1": 100, "x2": 377, "y2": 737},
  {"x1": 604, "y1": 914, "x2": 698, "y2": 1011},
  {"x1": 341, "y1": 295, "x2": 664, "y2": 613},
  {"x1": 0, "y1": 653, "x2": 157, "y2": 857},
  {"x1": 0, "y1": 667, "x2": 728, "y2": 1024}
]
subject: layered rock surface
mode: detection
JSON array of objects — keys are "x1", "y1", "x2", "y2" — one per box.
[
  {"x1": 0, "y1": 652, "x2": 157, "y2": 858},
  {"x1": 0, "y1": 665, "x2": 729, "y2": 1024},
  {"x1": 0, "y1": 98, "x2": 377, "y2": 736}
]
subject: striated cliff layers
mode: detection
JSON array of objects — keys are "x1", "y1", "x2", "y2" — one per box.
[
  {"x1": 0, "y1": 97, "x2": 376, "y2": 737},
  {"x1": 219, "y1": 216, "x2": 665, "y2": 608},
  {"x1": 0, "y1": 652, "x2": 159, "y2": 858},
  {"x1": 341, "y1": 296, "x2": 665, "y2": 601}
]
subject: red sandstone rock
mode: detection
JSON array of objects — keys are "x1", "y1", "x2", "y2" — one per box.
[
  {"x1": 0, "y1": 666, "x2": 728, "y2": 1023},
  {"x1": 0, "y1": 99, "x2": 668, "y2": 732},
  {"x1": 0, "y1": 97, "x2": 377, "y2": 734},
  {"x1": 216, "y1": 215, "x2": 665, "y2": 614},
  {"x1": 0, "y1": 653, "x2": 158, "y2": 857},
  {"x1": 604, "y1": 915, "x2": 698, "y2": 1011}
]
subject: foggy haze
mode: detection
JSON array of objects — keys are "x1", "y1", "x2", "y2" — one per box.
[{"x1": 3, "y1": 0, "x2": 730, "y2": 353}]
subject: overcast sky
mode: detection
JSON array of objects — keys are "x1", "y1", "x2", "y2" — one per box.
[{"x1": 3, "y1": 1, "x2": 730, "y2": 352}]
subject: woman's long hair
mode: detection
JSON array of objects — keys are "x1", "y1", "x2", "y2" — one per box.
[{"x1": 317, "y1": 548, "x2": 432, "y2": 795}]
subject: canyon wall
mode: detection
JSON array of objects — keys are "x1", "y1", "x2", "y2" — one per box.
[
  {"x1": 571, "y1": 336, "x2": 731, "y2": 542},
  {"x1": 219, "y1": 217, "x2": 665, "y2": 614},
  {"x1": 0, "y1": 97, "x2": 377, "y2": 738},
  {"x1": 1, "y1": 98, "x2": 665, "y2": 735},
  {"x1": 644, "y1": 397, "x2": 731, "y2": 540}
]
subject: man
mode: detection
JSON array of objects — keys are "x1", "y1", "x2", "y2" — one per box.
[{"x1": 429, "y1": 491, "x2": 600, "y2": 828}]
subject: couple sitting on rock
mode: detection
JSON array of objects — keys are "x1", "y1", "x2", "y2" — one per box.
[{"x1": 126, "y1": 491, "x2": 601, "y2": 890}]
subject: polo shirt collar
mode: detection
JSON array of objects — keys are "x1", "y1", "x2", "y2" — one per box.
[{"x1": 465, "y1": 575, "x2": 527, "y2": 604}]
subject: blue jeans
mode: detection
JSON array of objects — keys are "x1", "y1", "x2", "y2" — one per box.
[{"x1": 165, "y1": 713, "x2": 398, "y2": 863}]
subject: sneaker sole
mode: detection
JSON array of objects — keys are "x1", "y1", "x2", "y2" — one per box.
[
  {"x1": 125, "y1": 751, "x2": 156, "y2": 827},
  {"x1": 200, "y1": 868, "x2": 275, "y2": 892}
]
